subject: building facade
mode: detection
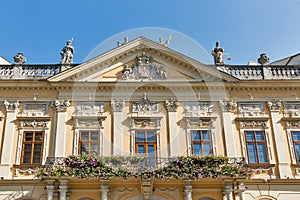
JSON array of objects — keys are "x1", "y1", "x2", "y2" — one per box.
[{"x1": 0, "y1": 37, "x2": 300, "y2": 200}]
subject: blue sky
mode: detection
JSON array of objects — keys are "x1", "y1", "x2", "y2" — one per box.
[{"x1": 1, "y1": 0, "x2": 300, "y2": 64}]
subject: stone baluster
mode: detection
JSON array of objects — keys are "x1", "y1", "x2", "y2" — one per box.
[
  {"x1": 184, "y1": 182, "x2": 193, "y2": 200},
  {"x1": 223, "y1": 181, "x2": 233, "y2": 200},
  {"x1": 100, "y1": 181, "x2": 110, "y2": 200},
  {"x1": 59, "y1": 180, "x2": 69, "y2": 200},
  {"x1": 46, "y1": 180, "x2": 56, "y2": 200}
]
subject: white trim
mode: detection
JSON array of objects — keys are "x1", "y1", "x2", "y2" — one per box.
[{"x1": 286, "y1": 129, "x2": 299, "y2": 164}]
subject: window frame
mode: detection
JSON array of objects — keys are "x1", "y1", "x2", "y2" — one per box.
[
  {"x1": 190, "y1": 130, "x2": 213, "y2": 156},
  {"x1": 20, "y1": 131, "x2": 44, "y2": 165},
  {"x1": 135, "y1": 130, "x2": 157, "y2": 156},
  {"x1": 245, "y1": 130, "x2": 269, "y2": 164},
  {"x1": 78, "y1": 130, "x2": 100, "y2": 156},
  {"x1": 291, "y1": 131, "x2": 300, "y2": 164}
]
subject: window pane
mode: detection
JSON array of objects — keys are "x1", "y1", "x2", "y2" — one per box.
[
  {"x1": 90, "y1": 143, "x2": 99, "y2": 155},
  {"x1": 25, "y1": 133, "x2": 33, "y2": 141},
  {"x1": 193, "y1": 143, "x2": 201, "y2": 155},
  {"x1": 295, "y1": 144, "x2": 300, "y2": 162},
  {"x1": 293, "y1": 132, "x2": 300, "y2": 141},
  {"x1": 33, "y1": 144, "x2": 42, "y2": 163},
  {"x1": 136, "y1": 132, "x2": 145, "y2": 142},
  {"x1": 90, "y1": 131, "x2": 99, "y2": 140},
  {"x1": 202, "y1": 131, "x2": 210, "y2": 140},
  {"x1": 258, "y1": 143, "x2": 268, "y2": 162},
  {"x1": 35, "y1": 133, "x2": 43, "y2": 141},
  {"x1": 148, "y1": 145, "x2": 155, "y2": 167},
  {"x1": 81, "y1": 132, "x2": 89, "y2": 140},
  {"x1": 246, "y1": 132, "x2": 254, "y2": 141},
  {"x1": 147, "y1": 132, "x2": 155, "y2": 142},
  {"x1": 80, "y1": 143, "x2": 88, "y2": 155},
  {"x1": 203, "y1": 143, "x2": 211, "y2": 155},
  {"x1": 256, "y1": 132, "x2": 264, "y2": 141},
  {"x1": 23, "y1": 144, "x2": 32, "y2": 164},
  {"x1": 192, "y1": 131, "x2": 200, "y2": 141},
  {"x1": 247, "y1": 143, "x2": 257, "y2": 163},
  {"x1": 138, "y1": 145, "x2": 145, "y2": 155}
]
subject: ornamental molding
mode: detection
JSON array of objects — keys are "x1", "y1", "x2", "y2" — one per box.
[
  {"x1": 285, "y1": 120, "x2": 300, "y2": 129},
  {"x1": 111, "y1": 99, "x2": 125, "y2": 112},
  {"x1": 132, "y1": 93, "x2": 158, "y2": 115},
  {"x1": 165, "y1": 99, "x2": 179, "y2": 112},
  {"x1": 219, "y1": 100, "x2": 237, "y2": 112},
  {"x1": 183, "y1": 117, "x2": 215, "y2": 129},
  {"x1": 238, "y1": 102, "x2": 265, "y2": 117},
  {"x1": 18, "y1": 117, "x2": 51, "y2": 128},
  {"x1": 282, "y1": 101, "x2": 300, "y2": 118},
  {"x1": 130, "y1": 116, "x2": 161, "y2": 129},
  {"x1": 267, "y1": 100, "x2": 281, "y2": 112},
  {"x1": 22, "y1": 102, "x2": 49, "y2": 117},
  {"x1": 238, "y1": 120, "x2": 268, "y2": 128},
  {"x1": 75, "y1": 102, "x2": 104, "y2": 116},
  {"x1": 121, "y1": 52, "x2": 167, "y2": 80},
  {"x1": 73, "y1": 116, "x2": 106, "y2": 128},
  {"x1": 184, "y1": 101, "x2": 213, "y2": 117},
  {"x1": 53, "y1": 99, "x2": 70, "y2": 112},
  {"x1": 4, "y1": 100, "x2": 20, "y2": 112}
]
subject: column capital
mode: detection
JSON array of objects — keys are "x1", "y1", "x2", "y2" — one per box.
[
  {"x1": 165, "y1": 98, "x2": 179, "y2": 112},
  {"x1": 267, "y1": 100, "x2": 281, "y2": 112},
  {"x1": 54, "y1": 99, "x2": 70, "y2": 112},
  {"x1": 111, "y1": 99, "x2": 125, "y2": 112},
  {"x1": 4, "y1": 100, "x2": 19, "y2": 112},
  {"x1": 219, "y1": 100, "x2": 237, "y2": 112}
]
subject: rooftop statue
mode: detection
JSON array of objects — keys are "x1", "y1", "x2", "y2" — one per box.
[
  {"x1": 60, "y1": 39, "x2": 74, "y2": 64},
  {"x1": 211, "y1": 41, "x2": 224, "y2": 65},
  {"x1": 258, "y1": 53, "x2": 270, "y2": 65},
  {"x1": 13, "y1": 52, "x2": 26, "y2": 64}
]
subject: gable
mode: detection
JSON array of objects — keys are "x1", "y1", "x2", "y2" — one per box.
[{"x1": 48, "y1": 37, "x2": 238, "y2": 82}]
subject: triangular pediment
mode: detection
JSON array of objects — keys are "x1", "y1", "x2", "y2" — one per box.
[{"x1": 48, "y1": 37, "x2": 238, "y2": 82}]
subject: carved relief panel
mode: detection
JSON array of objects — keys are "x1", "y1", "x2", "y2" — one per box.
[{"x1": 121, "y1": 52, "x2": 167, "y2": 80}]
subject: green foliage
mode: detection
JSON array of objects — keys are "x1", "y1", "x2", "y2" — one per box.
[{"x1": 37, "y1": 155, "x2": 252, "y2": 180}]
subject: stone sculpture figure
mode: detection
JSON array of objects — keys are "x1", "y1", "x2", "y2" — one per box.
[
  {"x1": 60, "y1": 39, "x2": 74, "y2": 64},
  {"x1": 211, "y1": 41, "x2": 224, "y2": 65},
  {"x1": 258, "y1": 53, "x2": 270, "y2": 65},
  {"x1": 14, "y1": 53, "x2": 27, "y2": 64}
]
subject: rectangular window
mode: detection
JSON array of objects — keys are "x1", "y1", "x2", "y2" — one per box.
[
  {"x1": 21, "y1": 131, "x2": 44, "y2": 165},
  {"x1": 245, "y1": 131, "x2": 268, "y2": 164},
  {"x1": 191, "y1": 130, "x2": 212, "y2": 156},
  {"x1": 292, "y1": 131, "x2": 300, "y2": 163},
  {"x1": 135, "y1": 130, "x2": 156, "y2": 166},
  {"x1": 79, "y1": 130, "x2": 100, "y2": 156}
]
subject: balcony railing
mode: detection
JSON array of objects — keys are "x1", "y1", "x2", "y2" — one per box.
[{"x1": 0, "y1": 64, "x2": 78, "y2": 79}]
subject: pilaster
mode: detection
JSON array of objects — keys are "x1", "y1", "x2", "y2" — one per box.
[
  {"x1": 53, "y1": 99, "x2": 70, "y2": 157},
  {"x1": 165, "y1": 99, "x2": 179, "y2": 156},
  {"x1": 59, "y1": 180, "x2": 69, "y2": 200},
  {"x1": 0, "y1": 100, "x2": 19, "y2": 179},
  {"x1": 267, "y1": 100, "x2": 293, "y2": 178},
  {"x1": 111, "y1": 99, "x2": 125, "y2": 155},
  {"x1": 219, "y1": 100, "x2": 239, "y2": 157}
]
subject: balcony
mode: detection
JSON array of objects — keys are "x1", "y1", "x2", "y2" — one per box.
[{"x1": 38, "y1": 155, "x2": 252, "y2": 180}]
